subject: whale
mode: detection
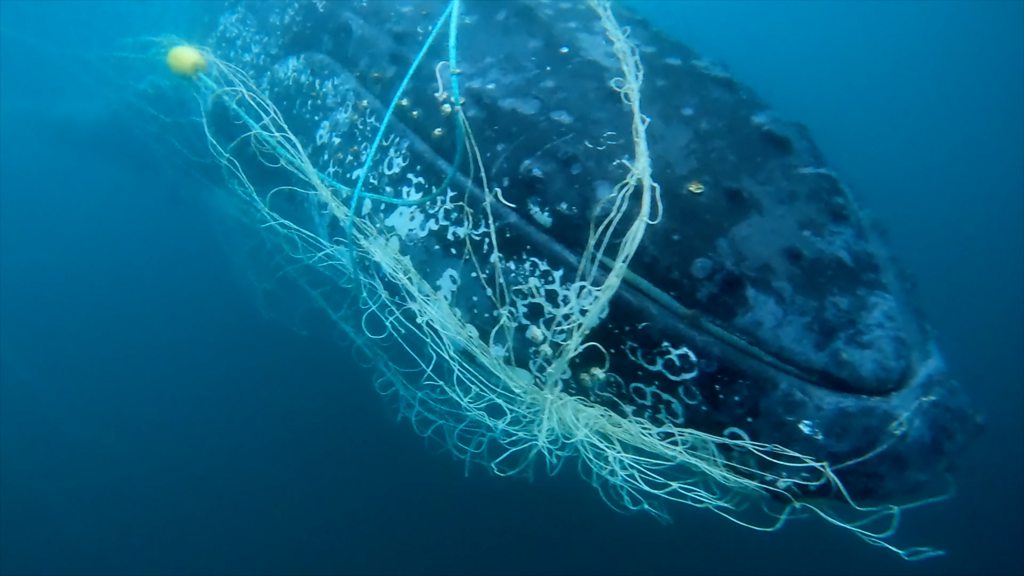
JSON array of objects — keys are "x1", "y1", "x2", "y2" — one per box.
[{"x1": 195, "y1": 0, "x2": 979, "y2": 508}]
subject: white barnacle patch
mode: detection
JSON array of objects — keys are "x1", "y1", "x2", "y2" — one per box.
[
  {"x1": 436, "y1": 268, "x2": 460, "y2": 304},
  {"x1": 798, "y1": 419, "x2": 824, "y2": 440},
  {"x1": 626, "y1": 340, "x2": 700, "y2": 381},
  {"x1": 315, "y1": 120, "x2": 331, "y2": 146},
  {"x1": 382, "y1": 173, "x2": 440, "y2": 239},
  {"x1": 509, "y1": 256, "x2": 601, "y2": 353},
  {"x1": 338, "y1": 96, "x2": 354, "y2": 120},
  {"x1": 628, "y1": 382, "x2": 686, "y2": 425},
  {"x1": 384, "y1": 205, "x2": 423, "y2": 238},
  {"x1": 382, "y1": 140, "x2": 410, "y2": 175}
]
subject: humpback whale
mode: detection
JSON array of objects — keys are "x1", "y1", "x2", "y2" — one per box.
[{"x1": 169, "y1": 0, "x2": 979, "y2": 558}]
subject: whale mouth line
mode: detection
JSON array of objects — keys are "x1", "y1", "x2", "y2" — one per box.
[{"x1": 613, "y1": 257, "x2": 921, "y2": 397}]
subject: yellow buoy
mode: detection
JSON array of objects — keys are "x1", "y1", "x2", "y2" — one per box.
[{"x1": 166, "y1": 45, "x2": 207, "y2": 77}]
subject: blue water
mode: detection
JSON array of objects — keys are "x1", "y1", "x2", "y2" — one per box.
[{"x1": 1, "y1": 1, "x2": 1020, "y2": 574}]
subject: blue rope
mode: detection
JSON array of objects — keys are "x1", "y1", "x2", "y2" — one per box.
[
  {"x1": 433, "y1": 0, "x2": 465, "y2": 198},
  {"x1": 346, "y1": 0, "x2": 462, "y2": 250},
  {"x1": 197, "y1": 0, "x2": 466, "y2": 268}
]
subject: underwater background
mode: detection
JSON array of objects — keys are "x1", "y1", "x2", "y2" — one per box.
[{"x1": 0, "y1": 1, "x2": 1020, "y2": 575}]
